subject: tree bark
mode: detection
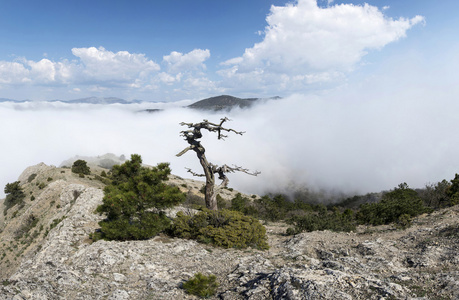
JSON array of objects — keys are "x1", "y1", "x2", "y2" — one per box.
[{"x1": 197, "y1": 151, "x2": 218, "y2": 210}]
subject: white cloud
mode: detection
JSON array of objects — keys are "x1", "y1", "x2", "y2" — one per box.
[
  {"x1": 220, "y1": 0, "x2": 424, "y2": 93},
  {"x1": 0, "y1": 61, "x2": 30, "y2": 84},
  {"x1": 0, "y1": 47, "x2": 161, "y2": 89},
  {"x1": 163, "y1": 49, "x2": 210, "y2": 74},
  {"x1": 27, "y1": 59, "x2": 56, "y2": 83},
  {"x1": 71, "y1": 46, "x2": 160, "y2": 84},
  {"x1": 0, "y1": 47, "x2": 217, "y2": 100}
]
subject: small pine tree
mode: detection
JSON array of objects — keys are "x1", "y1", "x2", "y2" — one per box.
[
  {"x1": 182, "y1": 273, "x2": 219, "y2": 298},
  {"x1": 3, "y1": 181, "x2": 25, "y2": 214},
  {"x1": 447, "y1": 174, "x2": 459, "y2": 206},
  {"x1": 357, "y1": 183, "x2": 428, "y2": 226},
  {"x1": 94, "y1": 154, "x2": 185, "y2": 241},
  {"x1": 71, "y1": 159, "x2": 91, "y2": 175}
]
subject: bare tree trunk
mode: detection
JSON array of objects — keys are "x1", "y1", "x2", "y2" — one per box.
[
  {"x1": 177, "y1": 118, "x2": 259, "y2": 211},
  {"x1": 197, "y1": 152, "x2": 218, "y2": 210}
]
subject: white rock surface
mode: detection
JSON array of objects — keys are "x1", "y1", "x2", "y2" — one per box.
[{"x1": 0, "y1": 162, "x2": 458, "y2": 299}]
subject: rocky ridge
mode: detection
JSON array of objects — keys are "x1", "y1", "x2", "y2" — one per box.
[{"x1": 0, "y1": 161, "x2": 458, "y2": 299}]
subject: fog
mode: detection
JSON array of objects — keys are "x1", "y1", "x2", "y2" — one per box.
[{"x1": 2, "y1": 53, "x2": 459, "y2": 200}]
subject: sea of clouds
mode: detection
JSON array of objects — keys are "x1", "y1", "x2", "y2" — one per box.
[{"x1": 2, "y1": 65, "x2": 459, "y2": 200}]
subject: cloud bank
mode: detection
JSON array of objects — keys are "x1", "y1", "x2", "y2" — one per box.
[{"x1": 1, "y1": 43, "x2": 459, "y2": 200}]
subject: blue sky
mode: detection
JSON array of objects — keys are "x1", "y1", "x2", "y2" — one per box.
[{"x1": 0, "y1": 0, "x2": 458, "y2": 101}]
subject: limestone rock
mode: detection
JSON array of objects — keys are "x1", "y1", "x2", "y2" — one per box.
[{"x1": 1, "y1": 162, "x2": 458, "y2": 299}]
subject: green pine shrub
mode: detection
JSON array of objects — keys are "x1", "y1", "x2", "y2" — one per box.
[
  {"x1": 447, "y1": 174, "x2": 459, "y2": 206},
  {"x1": 182, "y1": 272, "x2": 219, "y2": 298},
  {"x1": 396, "y1": 213, "x2": 412, "y2": 229},
  {"x1": 14, "y1": 214, "x2": 39, "y2": 239},
  {"x1": 71, "y1": 159, "x2": 91, "y2": 175},
  {"x1": 356, "y1": 183, "x2": 429, "y2": 226},
  {"x1": 3, "y1": 181, "x2": 25, "y2": 215},
  {"x1": 27, "y1": 174, "x2": 37, "y2": 183},
  {"x1": 286, "y1": 207, "x2": 356, "y2": 234},
  {"x1": 93, "y1": 154, "x2": 185, "y2": 241},
  {"x1": 170, "y1": 209, "x2": 269, "y2": 249}
]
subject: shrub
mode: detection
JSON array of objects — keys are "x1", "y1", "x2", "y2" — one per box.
[
  {"x1": 3, "y1": 181, "x2": 25, "y2": 214},
  {"x1": 184, "y1": 191, "x2": 206, "y2": 209},
  {"x1": 216, "y1": 194, "x2": 227, "y2": 209},
  {"x1": 27, "y1": 174, "x2": 37, "y2": 183},
  {"x1": 182, "y1": 272, "x2": 218, "y2": 298},
  {"x1": 420, "y1": 180, "x2": 451, "y2": 208},
  {"x1": 94, "y1": 154, "x2": 185, "y2": 241},
  {"x1": 396, "y1": 213, "x2": 412, "y2": 229},
  {"x1": 356, "y1": 183, "x2": 428, "y2": 226},
  {"x1": 287, "y1": 207, "x2": 356, "y2": 234},
  {"x1": 231, "y1": 193, "x2": 249, "y2": 212},
  {"x1": 14, "y1": 214, "x2": 39, "y2": 239},
  {"x1": 71, "y1": 159, "x2": 91, "y2": 175},
  {"x1": 170, "y1": 209, "x2": 269, "y2": 249},
  {"x1": 447, "y1": 174, "x2": 459, "y2": 206}
]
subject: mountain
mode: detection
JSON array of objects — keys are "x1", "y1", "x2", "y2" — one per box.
[
  {"x1": 1, "y1": 157, "x2": 458, "y2": 299},
  {"x1": 187, "y1": 95, "x2": 281, "y2": 111},
  {"x1": 0, "y1": 97, "x2": 148, "y2": 104},
  {"x1": 0, "y1": 98, "x2": 29, "y2": 103}
]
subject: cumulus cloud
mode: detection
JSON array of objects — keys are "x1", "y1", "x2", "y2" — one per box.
[
  {"x1": 0, "y1": 47, "x2": 217, "y2": 100},
  {"x1": 220, "y1": 0, "x2": 424, "y2": 93},
  {"x1": 0, "y1": 61, "x2": 30, "y2": 84},
  {"x1": 71, "y1": 47, "x2": 160, "y2": 84},
  {"x1": 162, "y1": 49, "x2": 210, "y2": 74},
  {"x1": 0, "y1": 47, "x2": 161, "y2": 89}
]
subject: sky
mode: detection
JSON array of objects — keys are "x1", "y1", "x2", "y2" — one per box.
[
  {"x1": 1, "y1": 0, "x2": 459, "y2": 199},
  {"x1": 1, "y1": 0, "x2": 457, "y2": 101}
]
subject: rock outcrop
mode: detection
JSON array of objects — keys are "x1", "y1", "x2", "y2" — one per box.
[{"x1": 0, "y1": 162, "x2": 458, "y2": 299}]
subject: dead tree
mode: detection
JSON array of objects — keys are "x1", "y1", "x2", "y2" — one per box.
[{"x1": 176, "y1": 117, "x2": 260, "y2": 210}]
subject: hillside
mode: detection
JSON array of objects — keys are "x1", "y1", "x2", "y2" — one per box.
[
  {"x1": 187, "y1": 95, "x2": 280, "y2": 111},
  {"x1": 0, "y1": 160, "x2": 458, "y2": 299}
]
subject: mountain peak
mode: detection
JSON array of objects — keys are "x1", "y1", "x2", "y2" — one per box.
[{"x1": 187, "y1": 95, "x2": 279, "y2": 111}]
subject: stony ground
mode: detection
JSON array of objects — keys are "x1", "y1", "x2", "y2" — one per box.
[{"x1": 0, "y1": 161, "x2": 458, "y2": 299}]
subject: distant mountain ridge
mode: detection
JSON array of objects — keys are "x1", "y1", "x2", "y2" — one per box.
[
  {"x1": 53, "y1": 97, "x2": 137, "y2": 104},
  {"x1": 0, "y1": 95, "x2": 281, "y2": 110},
  {"x1": 187, "y1": 95, "x2": 281, "y2": 111},
  {"x1": 0, "y1": 97, "x2": 147, "y2": 104}
]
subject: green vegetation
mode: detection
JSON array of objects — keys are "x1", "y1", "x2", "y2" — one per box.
[
  {"x1": 223, "y1": 173, "x2": 459, "y2": 235},
  {"x1": 446, "y1": 173, "x2": 459, "y2": 206},
  {"x1": 71, "y1": 159, "x2": 91, "y2": 175},
  {"x1": 287, "y1": 207, "x2": 356, "y2": 234},
  {"x1": 27, "y1": 173, "x2": 37, "y2": 183},
  {"x1": 3, "y1": 181, "x2": 25, "y2": 215},
  {"x1": 50, "y1": 216, "x2": 66, "y2": 230},
  {"x1": 14, "y1": 214, "x2": 39, "y2": 239},
  {"x1": 93, "y1": 154, "x2": 185, "y2": 241},
  {"x1": 182, "y1": 273, "x2": 219, "y2": 298},
  {"x1": 170, "y1": 209, "x2": 269, "y2": 249},
  {"x1": 11, "y1": 150, "x2": 454, "y2": 251},
  {"x1": 356, "y1": 183, "x2": 429, "y2": 226}
]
